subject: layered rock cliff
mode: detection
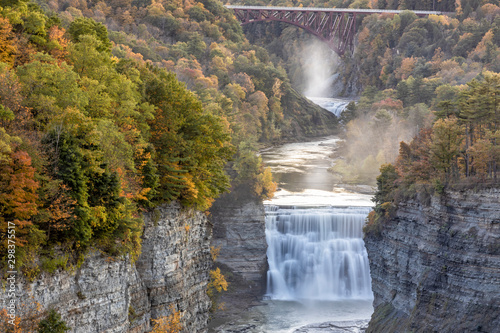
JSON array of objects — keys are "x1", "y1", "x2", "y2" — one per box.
[
  {"x1": 1, "y1": 202, "x2": 212, "y2": 333},
  {"x1": 365, "y1": 188, "x2": 500, "y2": 333},
  {"x1": 210, "y1": 190, "x2": 267, "y2": 285},
  {"x1": 208, "y1": 186, "x2": 268, "y2": 329}
]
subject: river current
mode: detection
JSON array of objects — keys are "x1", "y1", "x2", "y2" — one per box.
[{"x1": 215, "y1": 99, "x2": 374, "y2": 332}]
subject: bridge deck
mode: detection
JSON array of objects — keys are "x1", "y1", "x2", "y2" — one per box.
[{"x1": 225, "y1": 5, "x2": 451, "y2": 16}]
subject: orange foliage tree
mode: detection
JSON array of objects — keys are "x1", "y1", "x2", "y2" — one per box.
[
  {"x1": 0, "y1": 17, "x2": 16, "y2": 66},
  {"x1": 0, "y1": 150, "x2": 40, "y2": 249}
]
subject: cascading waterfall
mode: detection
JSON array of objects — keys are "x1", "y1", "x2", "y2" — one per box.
[
  {"x1": 265, "y1": 205, "x2": 373, "y2": 301},
  {"x1": 306, "y1": 97, "x2": 350, "y2": 117}
]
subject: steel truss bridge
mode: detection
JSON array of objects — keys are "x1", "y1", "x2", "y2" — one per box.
[{"x1": 226, "y1": 5, "x2": 450, "y2": 56}]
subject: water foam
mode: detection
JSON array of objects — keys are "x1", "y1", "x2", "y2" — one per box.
[{"x1": 265, "y1": 206, "x2": 373, "y2": 301}]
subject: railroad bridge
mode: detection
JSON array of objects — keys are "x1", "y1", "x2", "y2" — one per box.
[{"x1": 226, "y1": 5, "x2": 450, "y2": 56}]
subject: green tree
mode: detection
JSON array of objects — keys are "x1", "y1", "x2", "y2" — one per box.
[
  {"x1": 38, "y1": 309, "x2": 70, "y2": 333},
  {"x1": 68, "y1": 17, "x2": 112, "y2": 53},
  {"x1": 16, "y1": 53, "x2": 88, "y2": 129},
  {"x1": 142, "y1": 65, "x2": 233, "y2": 210},
  {"x1": 430, "y1": 117, "x2": 463, "y2": 181},
  {"x1": 372, "y1": 163, "x2": 399, "y2": 214}
]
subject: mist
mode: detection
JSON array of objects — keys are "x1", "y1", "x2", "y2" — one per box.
[
  {"x1": 295, "y1": 40, "x2": 433, "y2": 186},
  {"x1": 332, "y1": 103, "x2": 434, "y2": 185},
  {"x1": 301, "y1": 40, "x2": 341, "y2": 98}
]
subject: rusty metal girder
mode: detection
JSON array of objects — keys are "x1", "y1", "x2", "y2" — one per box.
[
  {"x1": 231, "y1": 7, "x2": 356, "y2": 55},
  {"x1": 228, "y1": 5, "x2": 450, "y2": 54}
]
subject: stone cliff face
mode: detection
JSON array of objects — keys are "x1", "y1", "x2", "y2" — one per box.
[
  {"x1": 1, "y1": 202, "x2": 212, "y2": 333},
  {"x1": 365, "y1": 188, "x2": 500, "y2": 333},
  {"x1": 210, "y1": 190, "x2": 267, "y2": 286},
  {"x1": 208, "y1": 187, "x2": 268, "y2": 330}
]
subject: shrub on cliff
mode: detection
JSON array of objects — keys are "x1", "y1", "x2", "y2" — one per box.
[
  {"x1": 38, "y1": 309, "x2": 70, "y2": 333},
  {"x1": 151, "y1": 305, "x2": 182, "y2": 333},
  {"x1": 207, "y1": 246, "x2": 229, "y2": 313}
]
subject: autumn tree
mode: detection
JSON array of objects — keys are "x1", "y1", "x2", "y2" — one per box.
[
  {"x1": 151, "y1": 305, "x2": 182, "y2": 333},
  {"x1": 0, "y1": 148, "x2": 43, "y2": 267},
  {"x1": 0, "y1": 17, "x2": 16, "y2": 65},
  {"x1": 395, "y1": 128, "x2": 433, "y2": 184},
  {"x1": 430, "y1": 117, "x2": 463, "y2": 181}
]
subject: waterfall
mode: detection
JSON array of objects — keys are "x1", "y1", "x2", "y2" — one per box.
[
  {"x1": 265, "y1": 206, "x2": 373, "y2": 301},
  {"x1": 306, "y1": 97, "x2": 350, "y2": 117}
]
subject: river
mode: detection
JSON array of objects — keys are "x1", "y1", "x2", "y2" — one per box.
[{"x1": 215, "y1": 99, "x2": 375, "y2": 332}]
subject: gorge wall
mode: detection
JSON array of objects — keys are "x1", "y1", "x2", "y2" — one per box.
[
  {"x1": 1, "y1": 202, "x2": 212, "y2": 333},
  {"x1": 208, "y1": 186, "x2": 268, "y2": 328},
  {"x1": 365, "y1": 187, "x2": 500, "y2": 333}
]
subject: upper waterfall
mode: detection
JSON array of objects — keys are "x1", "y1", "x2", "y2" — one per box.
[{"x1": 306, "y1": 97, "x2": 351, "y2": 117}]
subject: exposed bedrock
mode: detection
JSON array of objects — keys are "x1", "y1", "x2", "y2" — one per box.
[
  {"x1": 364, "y1": 188, "x2": 500, "y2": 333},
  {"x1": 208, "y1": 185, "x2": 268, "y2": 330},
  {"x1": 0, "y1": 202, "x2": 212, "y2": 333}
]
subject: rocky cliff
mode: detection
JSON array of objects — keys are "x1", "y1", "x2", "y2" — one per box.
[
  {"x1": 364, "y1": 187, "x2": 500, "y2": 333},
  {"x1": 208, "y1": 186, "x2": 268, "y2": 330},
  {"x1": 1, "y1": 202, "x2": 212, "y2": 333}
]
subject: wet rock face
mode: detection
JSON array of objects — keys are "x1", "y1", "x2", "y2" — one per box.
[
  {"x1": 210, "y1": 188, "x2": 267, "y2": 288},
  {"x1": 0, "y1": 202, "x2": 212, "y2": 333},
  {"x1": 208, "y1": 187, "x2": 268, "y2": 330},
  {"x1": 364, "y1": 188, "x2": 500, "y2": 333}
]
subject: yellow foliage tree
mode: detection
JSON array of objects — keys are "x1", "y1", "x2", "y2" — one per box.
[
  {"x1": 207, "y1": 247, "x2": 228, "y2": 312},
  {"x1": 207, "y1": 267, "x2": 228, "y2": 311},
  {"x1": 208, "y1": 268, "x2": 228, "y2": 294},
  {"x1": 254, "y1": 167, "x2": 277, "y2": 200},
  {"x1": 151, "y1": 305, "x2": 182, "y2": 333}
]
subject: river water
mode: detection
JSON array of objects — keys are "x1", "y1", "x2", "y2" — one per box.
[
  {"x1": 217, "y1": 137, "x2": 375, "y2": 332},
  {"x1": 259, "y1": 135, "x2": 374, "y2": 332},
  {"x1": 215, "y1": 99, "x2": 374, "y2": 332}
]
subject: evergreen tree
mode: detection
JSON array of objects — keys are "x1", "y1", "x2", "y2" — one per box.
[{"x1": 38, "y1": 309, "x2": 70, "y2": 333}]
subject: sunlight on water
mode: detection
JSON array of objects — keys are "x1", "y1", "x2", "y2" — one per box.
[
  {"x1": 254, "y1": 134, "x2": 375, "y2": 332},
  {"x1": 265, "y1": 189, "x2": 373, "y2": 207}
]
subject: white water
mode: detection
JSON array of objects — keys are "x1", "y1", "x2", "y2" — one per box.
[
  {"x1": 265, "y1": 206, "x2": 373, "y2": 301},
  {"x1": 307, "y1": 97, "x2": 351, "y2": 117},
  {"x1": 257, "y1": 97, "x2": 374, "y2": 331},
  {"x1": 213, "y1": 100, "x2": 374, "y2": 332}
]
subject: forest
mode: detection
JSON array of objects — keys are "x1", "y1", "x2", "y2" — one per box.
[
  {"x1": 220, "y1": 0, "x2": 500, "y2": 230},
  {"x1": 0, "y1": 0, "x2": 499, "y2": 326},
  {"x1": 231, "y1": 0, "x2": 499, "y2": 185},
  {"x1": 346, "y1": 0, "x2": 500, "y2": 222},
  {"x1": 0, "y1": 0, "x2": 299, "y2": 279}
]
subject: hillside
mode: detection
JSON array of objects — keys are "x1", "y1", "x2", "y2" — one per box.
[
  {"x1": 234, "y1": 1, "x2": 500, "y2": 185},
  {"x1": 35, "y1": 0, "x2": 338, "y2": 144}
]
